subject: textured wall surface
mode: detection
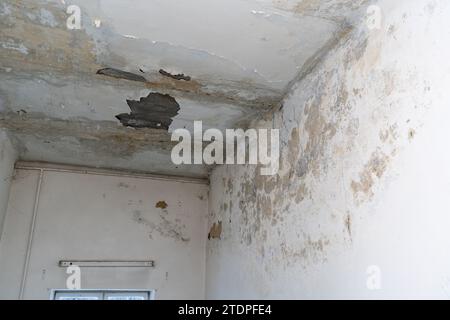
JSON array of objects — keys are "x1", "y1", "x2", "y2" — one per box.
[
  {"x1": 0, "y1": 131, "x2": 17, "y2": 240},
  {"x1": 206, "y1": 0, "x2": 450, "y2": 299}
]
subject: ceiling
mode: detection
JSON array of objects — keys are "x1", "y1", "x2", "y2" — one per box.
[{"x1": 0, "y1": 0, "x2": 370, "y2": 178}]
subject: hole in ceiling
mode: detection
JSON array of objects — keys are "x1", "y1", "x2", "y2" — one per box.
[
  {"x1": 97, "y1": 68, "x2": 147, "y2": 83},
  {"x1": 115, "y1": 92, "x2": 180, "y2": 130}
]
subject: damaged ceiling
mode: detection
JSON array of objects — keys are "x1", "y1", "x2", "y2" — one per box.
[{"x1": 0, "y1": 0, "x2": 370, "y2": 178}]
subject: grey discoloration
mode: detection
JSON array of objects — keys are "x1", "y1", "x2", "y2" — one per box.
[
  {"x1": 280, "y1": 236, "x2": 331, "y2": 266},
  {"x1": 97, "y1": 68, "x2": 147, "y2": 83},
  {"x1": 0, "y1": 0, "x2": 281, "y2": 110},
  {"x1": 208, "y1": 1, "x2": 429, "y2": 274},
  {"x1": 1, "y1": 39, "x2": 29, "y2": 55},
  {"x1": 0, "y1": 0, "x2": 368, "y2": 180},
  {"x1": 344, "y1": 213, "x2": 352, "y2": 239},
  {"x1": 116, "y1": 93, "x2": 180, "y2": 130},
  {"x1": 408, "y1": 128, "x2": 416, "y2": 141},
  {"x1": 0, "y1": 112, "x2": 174, "y2": 154},
  {"x1": 283, "y1": 0, "x2": 374, "y2": 24},
  {"x1": 0, "y1": 111, "x2": 209, "y2": 177},
  {"x1": 159, "y1": 69, "x2": 191, "y2": 81},
  {"x1": 133, "y1": 209, "x2": 190, "y2": 243},
  {"x1": 37, "y1": 8, "x2": 58, "y2": 27},
  {"x1": 118, "y1": 182, "x2": 129, "y2": 188},
  {"x1": 342, "y1": 34, "x2": 369, "y2": 69},
  {"x1": 379, "y1": 124, "x2": 398, "y2": 144},
  {"x1": 283, "y1": 26, "x2": 352, "y2": 99}
]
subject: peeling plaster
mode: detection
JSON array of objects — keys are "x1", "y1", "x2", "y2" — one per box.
[
  {"x1": 159, "y1": 69, "x2": 191, "y2": 82},
  {"x1": 0, "y1": 0, "x2": 358, "y2": 177},
  {"x1": 116, "y1": 93, "x2": 180, "y2": 130},
  {"x1": 207, "y1": 0, "x2": 440, "y2": 298},
  {"x1": 97, "y1": 68, "x2": 147, "y2": 83}
]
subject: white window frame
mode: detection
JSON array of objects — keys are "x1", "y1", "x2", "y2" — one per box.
[{"x1": 50, "y1": 289, "x2": 156, "y2": 300}]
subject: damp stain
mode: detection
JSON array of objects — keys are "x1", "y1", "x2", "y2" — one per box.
[
  {"x1": 118, "y1": 182, "x2": 129, "y2": 188},
  {"x1": 351, "y1": 149, "x2": 390, "y2": 203},
  {"x1": 208, "y1": 221, "x2": 222, "y2": 240},
  {"x1": 344, "y1": 213, "x2": 352, "y2": 240},
  {"x1": 156, "y1": 200, "x2": 168, "y2": 209},
  {"x1": 97, "y1": 68, "x2": 147, "y2": 83},
  {"x1": 408, "y1": 128, "x2": 416, "y2": 141},
  {"x1": 133, "y1": 209, "x2": 189, "y2": 242},
  {"x1": 116, "y1": 92, "x2": 180, "y2": 130},
  {"x1": 159, "y1": 69, "x2": 191, "y2": 81}
]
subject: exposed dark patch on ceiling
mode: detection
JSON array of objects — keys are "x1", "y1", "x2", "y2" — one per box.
[
  {"x1": 97, "y1": 68, "x2": 147, "y2": 83},
  {"x1": 159, "y1": 69, "x2": 191, "y2": 81},
  {"x1": 116, "y1": 93, "x2": 180, "y2": 130}
]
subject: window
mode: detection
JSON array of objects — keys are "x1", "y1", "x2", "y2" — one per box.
[{"x1": 51, "y1": 289, "x2": 155, "y2": 300}]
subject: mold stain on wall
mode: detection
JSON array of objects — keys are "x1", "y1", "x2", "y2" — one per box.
[
  {"x1": 133, "y1": 206, "x2": 190, "y2": 243},
  {"x1": 350, "y1": 148, "x2": 390, "y2": 204},
  {"x1": 207, "y1": 2, "x2": 433, "y2": 280},
  {"x1": 156, "y1": 200, "x2": 168, "y2": 209},
  {"x1": 0, "y1": 0, "x2": 100, "y2": 74}
]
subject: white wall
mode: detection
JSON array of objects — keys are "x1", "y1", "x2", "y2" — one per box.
[
  {"x1": 0, "y1": 131, "x2": 17, "y2": 240},
  {"x1": 206, "y1": 0, "x2": 450, "y2": 299},
  {"x1": 0, "y1": 166, "x2": 208, "y2": 299}
]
